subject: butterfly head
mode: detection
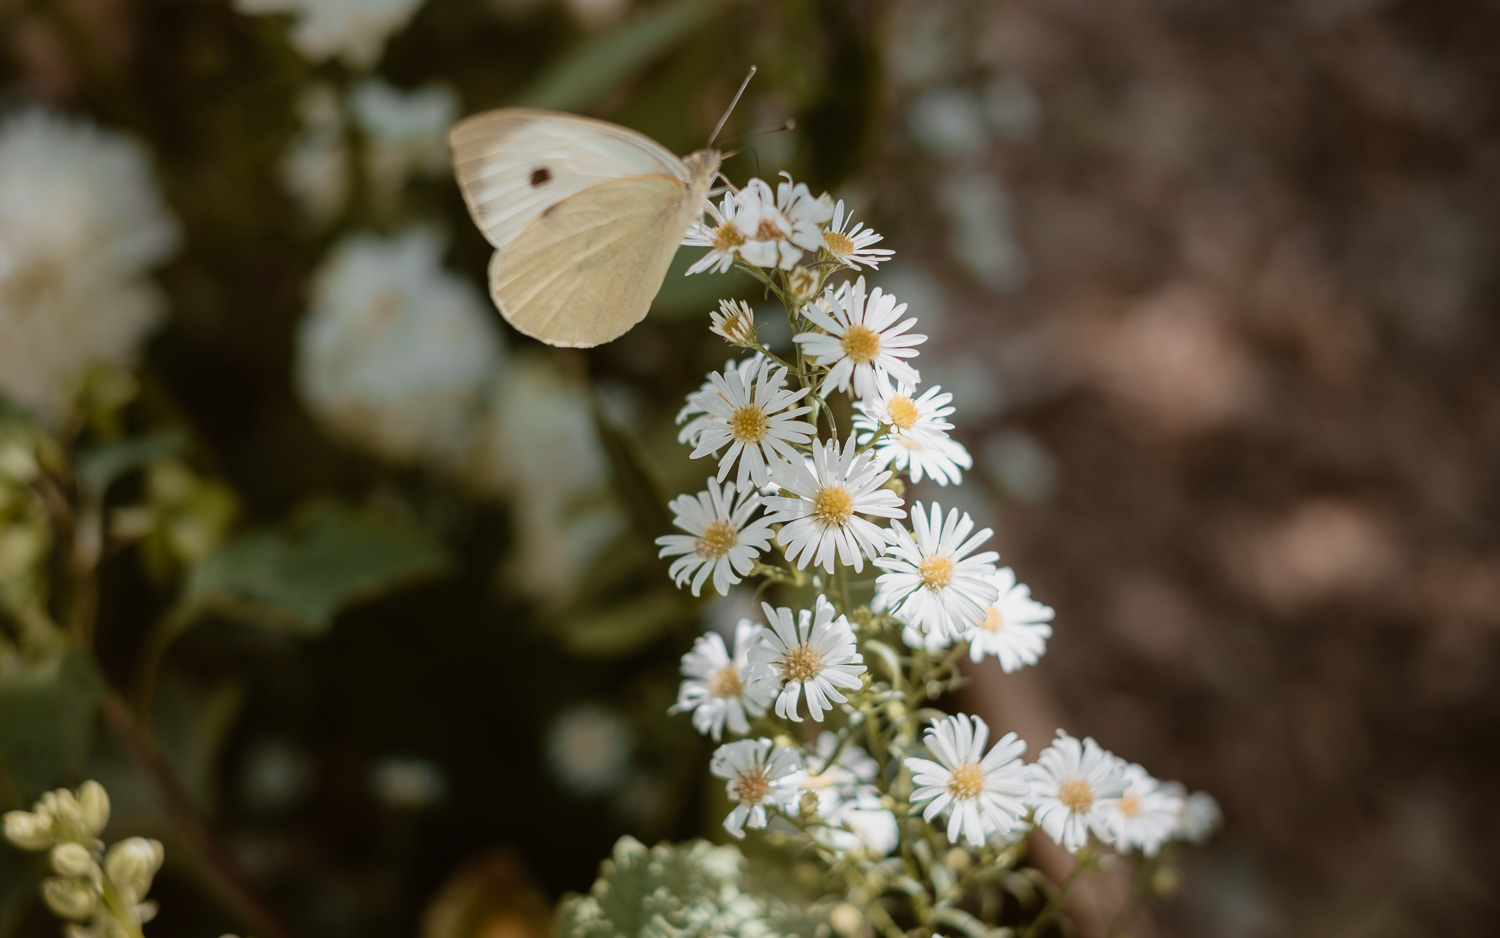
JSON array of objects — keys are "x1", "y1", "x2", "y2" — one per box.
[{"x1": 683, "y1": 149, "x2": 723, "y2": 208}]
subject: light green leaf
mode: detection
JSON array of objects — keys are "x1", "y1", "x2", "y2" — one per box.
[
  {"x1": 0, "y1": 648, "x2": 106, "y2": 796},
  {"x1": 185, "y1": 501, "x2": 450, "y2": 635},
  {"x1": 517, "y1": 0, "x2": 737, "y2": 112}
]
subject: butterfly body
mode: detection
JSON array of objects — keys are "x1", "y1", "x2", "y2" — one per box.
[{"x1": 450, "y1": 108, "x2": 720, "y2": 348}]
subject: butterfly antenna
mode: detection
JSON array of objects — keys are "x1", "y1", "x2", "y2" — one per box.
[
  {"x1": 708, "y1": 65, "x2": 757, "y2": 148},
  {"x1": 720, "y1": 119, "x2": 796, "y2": 148}
]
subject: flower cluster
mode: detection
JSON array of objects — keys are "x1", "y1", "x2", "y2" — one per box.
[
  {"x1": 4, "y1": 782, "x2": 166, "y2": 938},
  {"x1": 655, "y1": 174, "x2": 1219, "y2": 925}
]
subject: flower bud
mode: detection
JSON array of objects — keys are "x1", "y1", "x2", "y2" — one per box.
[
  {"x1": 3, "y1": 810, "x2": 54, "y2": 851},
  {"x1": 104, "y1": 838, "x2": 164, "y2": 899},
  {"x1": 829, "y1": 903, "x2": 862, "y2": 936},
  {"x1": 788, "y1": 267, "x2": 819, "y2": 308},
  {"x1": 75, "y1": 782, "x2": 110, "y2": 840},
  {"x1": 50, "y1": 843, "x2": 98, "y2": 879},
  {"x1": 41, "y1": 876, "x2": 98, "y2": 921},
  {"x1": 798, "y1": 791, "x2": 821, "y2": 818}
]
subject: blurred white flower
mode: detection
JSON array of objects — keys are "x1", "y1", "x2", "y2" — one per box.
[
  {"x1": 746, "y1": 595, "x2": 866, "y2": 723},
  {"x1": 656, "y1": 479, "x2": 774, "y2": 597},
  {"x1": 904, "y1": 714, "x2": 1029, "y2": 846},
  {"x1": 1028, "y1": 731, "x2": 1127, "y2": 852},
  {"x1": 235, "y1": 0, "x2": 426, "y2": 67},
  {"x1": 907, "y1": 86, "x2": 990, "y2": 160},
  {"x1": 965, "y1": 567, "x2": 1054, "y2": 672},
  {"x1": 709, "y1": 738, "x2": 802, "y2": 838},
  {"x1": 545, "y1": 704, "x2": 633, "y2": 798},
  {"x1": 295, "y1": 227, "x2": 503, "y2": 468},
  {"x1": 800, "y1": 733, "x2": 898, "y2": 856},
  {"x1": 1166, "y1": 783, "x2": 1222, "y2": 844},
  {"x1": 938, "y1": 173, "x2": 1027, "y2": 293},
  {"x1": 670, "y1": 620, "x2": 773, "y2": 741},
  {"x1": 351, "y1": 79, "x2": 458, "y2": 210},
  {"x1": 763, "y1": 436, "x2": 904, "y2": 575},
  {"x1": 1103, "y1": 763, "x2": 1183, "y2": 856},
  {"x1": 0, "y1": 109, "x2": 178, "y2": 423},
  {"x1": 281, "y1": 84, "x2": 348, "y2": 225},
  {"x1": 875, "y1": 503, "x2": 1001, "y2": 642},
  {"x1": 467, "y1": 354, "x2": 624, "y2": 603},
  {"x1": 369, "y1": 757, "x2": 448, "y2": 810},
  {"x1": 796, "y1": 277, "x2": 926, "y2": 399}
]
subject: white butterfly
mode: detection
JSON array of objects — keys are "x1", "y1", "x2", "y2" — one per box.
[{"x1": 449, "y1": 108, "x2": 721, "y2": 348}]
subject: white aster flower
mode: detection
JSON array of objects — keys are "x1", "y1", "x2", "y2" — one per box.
[
  {"x1": 904, "y1": 714, "x2": 1029, "y2": 846},
  {"x1": 875, "y1": 502, "x2": 1001, "y2": 641},
  {"x1": 682, "y1": 189, "x2": 756, "y2": 275},
  {"x1": 822, "y1": 200, "x2": 894, "y2": 269},
  {"x1": 763, "y1": 436, "x2": 905, "y2": 574},
  {"x1": 774, "y1": 173, "x2": 834, "y2": 254},
  {"x1": 795, "y1": 277, "x2": 926, "y2": 399},
  {"x1": 1105, "y1": 763, "x2": 1184, "y2": 857},
  {"x1": 689, "y1": 357, "x2": 815, "y2": 489},
  {"x1": 675, "y1": 355, "x2": 760, "y2": 447},
  {"x1": 732, "y1": 177, "x2": 811, "y2": 271},
  {"x1": 0, "y1": 109, "x2": 178, "y2": 423},
  {"x1": 670, "y1": 620, "x2": 774, "y2": 741},
  {"x1": 709, "y1": 299, "x2": 758, "y2": 348},
  {"x1": 1028, "y1": 731, "x2": 1128, "y2": 852},
  {"x1": 800, "y1": 732, "x2": 898, "y2": 856},
  {"x1": 656, "y1": 479, "x2": 774, "y2": 597},
  {"x1": 295, "y1": 228, "x2": 503, "y2": 468},
  {"x1": 710, "y1": 738, "x2": 803, "y2": 838},
  {"x1": 235, "y1": 0, "x2": 426, "y2": 67},
  {"x1": 281, "y1": 85, "x2": 349, "y2": 224},
  {"x1": 1165, "y1": 783, "x2": 1222, "y2": 844},
  {"x1": 965, "y1": 567, "x2": 1054, "y2": 671},
  {"x1": 853, "y1": 380, "x2": 971, "y2": 486},
  {"x1": 746, "y1": 596, "x2": 867, "y2": 722},
  {"x1": 545, "y1": 704, "x2": 633, "y2": 798},
  {"x1": 351, "y1": 79, "x2": 458, "y2": 210}
]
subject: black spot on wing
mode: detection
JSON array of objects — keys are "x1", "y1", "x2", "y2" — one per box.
[{"x1": 530, "y1": 167, "x2": 552, "y2": 186}]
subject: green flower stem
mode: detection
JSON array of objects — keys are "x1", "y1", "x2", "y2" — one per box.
[{"x1": 1019, "y1": 847, "x2": 1097, "y2": 938}]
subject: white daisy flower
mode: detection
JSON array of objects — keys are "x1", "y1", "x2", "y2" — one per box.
[
  {"x1": 1165, "y1": 783, "x2": 1222, "y2": 844},
  {"x1": 798, "y1": 734, "x2": 898, "y2": 854},
  {"x1": 795, "y1": 277, "x2": 927, "y2": 399},
  {"x1": 709, "y1": 738, "x2": 803, "y2": 838},
  {"x1": 822, "y1": 200, "x2": 894, "y2": 269},
  {"x1": 544, "y1": 704, "x2": 633, "y2": 798},
  {"x1": 655, "y1": 479, "x2": 775, "y2": 597},
  {"x1": 762, "y1": 436, "x2": 905, "y2": 574},
  {"x1": 1028, "y1": 731, "x2": 1128, "y2": 852},
  {"x1": 746, "y1": 596, "x2": 867, "y2": 722},
  {"x1": 688, "y1": 358, "x2": 815, "y2": 489},
  {"x1": 875, "y1": 502, "x2": 1001, "y2": 641},
  {"x1": 683, "y1": 189, "x2": 759, "y2": 275},
  {"x1": 965, "y1": 567, "x2": 1054, "y2": 671},
  {"x1": 774, "y1": 173, "x2": 834, "y2": 253},
  {"x1": 669, "y1": 620, "x2": 774, "y2": 741},
  {"x1": 1105, "y1": 763, "x2": 1184, "y2": 857},
  {"x1": 904, "y1": 714, "x2": 1029, "y2": 846},
  {"x1": 675, "y1": 355, "x2": 762, "y2": 447},
  {"x1": 853, "y1": 380, "x2": 972, "y2": 486},
  {"x1": 235, "y1": 0, "x2": 425, "y2": 67},
  {"x1": 709, "y1": 299, "x2": 757, "y2": 348}
]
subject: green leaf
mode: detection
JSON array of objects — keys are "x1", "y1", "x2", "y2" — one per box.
[
  {"x1": 516, "y1": 0, "x2": 737, "y2": 112},
  {"x1": 184, "y1": 500, "x2": 450, "y2": 635},
  {"x1": 556, "y1": 589, "x2": 685, "y2": 658},
  {"x1": 0, "y1": 648, "x2": 106, "y2": 796},
  {"x1": 74, "y1": 431, "x2": 187, "y2": 498}
]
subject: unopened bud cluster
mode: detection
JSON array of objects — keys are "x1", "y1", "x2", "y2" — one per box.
[{"x1": 4, "y1": 782, "x2": 164, "y2": 938}]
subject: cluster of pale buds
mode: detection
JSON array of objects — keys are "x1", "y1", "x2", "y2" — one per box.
[{"x1": 4, "y1": 781, "x2": 165, "y2": 938}]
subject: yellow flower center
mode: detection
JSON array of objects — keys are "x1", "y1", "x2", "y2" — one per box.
[
  {"x1": 728, "y1": 405, "x2": 769, "y2": 443},
  {"x1": 1059, "y1": 779, "x2": 1095, "y2": 813},
  {"x1": 980, "y1": 606, "x2": 1004, "y2": 633},
  {"x1": 734, "y1": 767, "x2": 771, "y2": 805},
  {"x1": 919, "y1": 555, "x2": 955, "y2": 590},
  {"x1": 947, "y1": 763, "x2": 985, "y2": 800},
  {"x1": 713, "y1": 224, "x2": 745, "y2": 249},
  {"x1": 756, "y1": 218, "x2": 788, "y2": 241},
  {"x1": 696, "y1": 520, "x2": 738, "y2": 559},
  {"x1": 1118, "y1": 793, "x2": 1142, "y2": 818},
  {"x1": 887, "y1": 395, "x2": 920, "y2": 430},
  {"x1": 811, "y1": 485, "x2": 855, "y2": 526},
  {"x1": 708, "y1": 663, "x2": 745, "y2": 699},
  {"x1": 840, "y1": 324, "x2": 882, "y2": 364},
  {"x1": 780, "y1": 643, "x2": 824, "y2": 683},
  {"x1": 823, "y1": 230, "x2": 855, "y2": 256}
]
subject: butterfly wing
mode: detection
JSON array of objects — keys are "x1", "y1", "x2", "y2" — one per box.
[
  {"x1": 449, "y1": 108, "x2": 688, "y2": 251},
  {"x1": 489, "y1": 174, "x2": 696, "y2": 348}
]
